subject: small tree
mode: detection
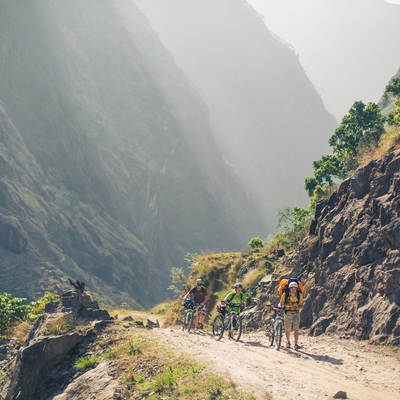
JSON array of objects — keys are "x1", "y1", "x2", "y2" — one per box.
[
  {"x1": 383, "y1": 77, "x2": 400, "y2": 99},
  {"x1": 383, "y1": 77, "x2": 400, "y2": 126},
  {"x1": 167, "y1": 267, "x2": 187, "y2": 298},
  {"x1": 329, "y1": 101, "x2": 384, "y2": 171},
  {"x1": 183, "y1": 252, "x2": 200, "y2": 269},
  {"x1": 248, "y1": 237, "x2": 265, "y2": 249},
  {"x1": 306, "y1": 101, "x2": 384, "y2": 197}
]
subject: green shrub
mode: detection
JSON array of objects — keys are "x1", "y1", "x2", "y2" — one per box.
[
  {"x1": 0, "y1": 292, "x2": 31, "y2": 334},
  {"x1": 248, "y1": 237, "x2": 265, "y2": 249},
  {"x1": 74, "y1": 354, "x2": 102, "y2": 371},
  {"x1": 30, "y1": 291, "x2": 60, "y2": 315}
]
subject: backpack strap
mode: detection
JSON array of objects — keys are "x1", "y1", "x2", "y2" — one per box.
[{"x1": 283, "y1": 288, "x2": 300, "y2": 305}]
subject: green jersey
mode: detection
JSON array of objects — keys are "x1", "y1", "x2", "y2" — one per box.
[{"x1": 226, "y1": 291, "x2": 246, "y2": 313}]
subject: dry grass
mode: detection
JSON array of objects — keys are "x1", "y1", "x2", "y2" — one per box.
[
  {"x1": 242, "y1": 268, "x2": 266, "y2": 288},
  {"x1": 103, "y1": 325, "x2": 255, "y2": 399},
  {"x1": 6, "y1": 321, "x2": 33, "y2": 345},
  {"x1": 357, "y1": 126, "x2": 400, "y2": 167}
]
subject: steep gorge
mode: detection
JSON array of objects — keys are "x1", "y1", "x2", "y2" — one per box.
[
  {"x1": 0, "y1": 0, "x2": 266, "y2": 306},
  {"x1": 134, "y1": 0, "x2": 338, "y2": 226}
]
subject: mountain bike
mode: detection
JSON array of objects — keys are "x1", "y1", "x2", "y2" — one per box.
[
  {"x1": 181, "y1": 298, "x2": 196, "y2": 332},
  {"x1": 266, "y1": 305, "x2": 285, "y2": 350},
  {"x1": 212, "y1": 302, "x2": 243, "y2": 342}
]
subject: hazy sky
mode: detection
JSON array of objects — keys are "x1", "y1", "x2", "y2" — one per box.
[{"x1": 246, "y1": 0, "x2": 400, "y2": 120}]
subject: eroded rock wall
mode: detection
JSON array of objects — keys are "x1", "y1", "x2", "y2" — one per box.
[{"x1": 290, "y1": 150, "x2": 400, "y2": 344}]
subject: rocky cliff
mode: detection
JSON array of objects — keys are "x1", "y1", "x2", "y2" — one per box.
[
  {"x1": 0, "y1": 0, "x2": 267, "y2": 306},
  {"x1": 290, "y1": 150, "x2": 400, "y2": 345}
]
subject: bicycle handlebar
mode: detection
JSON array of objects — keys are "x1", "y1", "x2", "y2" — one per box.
[{"x1": 270, "y1": 305, "x2": 301, "y2": 312}]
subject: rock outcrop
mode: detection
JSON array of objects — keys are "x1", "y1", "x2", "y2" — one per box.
[
  {"x1": 0, "y1": 290, "x2": 114, "y2": 400},
  {"x1": 289, "y1": 150, "x2": 400, "y2": 345}
]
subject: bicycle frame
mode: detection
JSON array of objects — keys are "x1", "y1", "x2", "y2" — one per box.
[
  {"x1": 181, "y1": 299, "x2": 198, "y2": 332},
  {"x1": 266, "y1": 306, "x2": 285, "y2": 350},
  {"x1": 212, "y1": 303, "x2": 242, "y2": 341}
]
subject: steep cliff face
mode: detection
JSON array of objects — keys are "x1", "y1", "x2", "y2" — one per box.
[
  {"x1": 290, "y1": 150, "x2": 400, "y2": 345},
  {"x1": 134, "y1": 0, "x2": 338, "y2": 228},
  {"x1": 0, "y1": 0, "x2": 266, "y2": 306}
]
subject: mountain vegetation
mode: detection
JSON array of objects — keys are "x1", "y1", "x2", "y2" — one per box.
[
  {"x1": 0, "y1": 0, "x2": 276, "y2": 307},
  {"x1": 161, "y1": 73, "x2": 400, "y2": 345},
  {"x1": 0, "y1": 0, "x2": 399, "y2": 394}
]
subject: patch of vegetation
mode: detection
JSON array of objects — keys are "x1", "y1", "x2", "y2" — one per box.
[
  {"x1": 30, "y1": 291, "x2": 60, "y2": 314},
  {"x1": 0, "y1": 292, "x2": 32, "y2": 335},
  {"x1": 74, "y1": 354, "x2": 103, "y2": 372},
  {"x1": 150, "y1": 300, "x2": 175, "y2": 316},
  {"x1": 242, "y1": 268, "x2": 266, "y2": 288},
  {"x1": 248, "y1": 237, "x2": 265, "y2": 249},
  {"x1": 0, "y1": 291, "x2": 62, "y2": 336},
  {"x1": 42, "y1": 315, "x2": 74, "y2": 336},
  {"x1": 106, "y1": 327, "x2": 255, "y2": 399}
]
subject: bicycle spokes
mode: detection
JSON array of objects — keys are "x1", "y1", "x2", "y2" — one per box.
[
  {"x1": 266, "y1": 320, "x2": 275, "y2": 346},
  {"x1": 182, "y1": 310, "x2": 194, "y2": 332},
  {"x1": 274, "y1": 319, "x2": 283, "y2": 350},
  {"x1": 212, "y1": 314, "x2": 225, "y2": 341},
  {"x1": 228, "y1": 313, "x2": 242, "y2": 342}
]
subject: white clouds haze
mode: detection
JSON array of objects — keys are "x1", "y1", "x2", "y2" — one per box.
[{"x1": 247, "y1": 0, "x2": 400, "y2": 120}]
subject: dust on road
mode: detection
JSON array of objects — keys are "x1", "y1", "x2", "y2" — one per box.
[{"x1": 152, "y1": 326, "x2": 400, "y2": 400}]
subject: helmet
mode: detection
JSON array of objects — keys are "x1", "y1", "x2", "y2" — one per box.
[
  {"x1": 289, "y1": 282, "x2": 298, "y2": 288},
  {"x1": 234, "y1": 282, "x2": 243, "y2": 289},
  {"x1": 196, "y1": 278, "x2": 203, "y2": 286}
]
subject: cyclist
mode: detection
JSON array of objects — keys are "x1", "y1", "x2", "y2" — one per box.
[
  {"x1": 223, "y1": 282, "x2": 247, "y2": 332},
  {"x1": 183, "y1": 278, "x2": 209, "y2": 329},
  {"x1": 223, "y1": 282, "x2": 247, "y2": 312},
  {"x1": 278, "y1": 281, "x2": 304, "y2": 350}
]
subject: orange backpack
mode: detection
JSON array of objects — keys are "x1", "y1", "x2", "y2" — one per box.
[{"x1": 278, "y1": 278, "x2": 304, "y2": 295}]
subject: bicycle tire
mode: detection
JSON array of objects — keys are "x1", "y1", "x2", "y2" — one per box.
[
  {"x1": 186, "y1": 310, "x2": 194, "y2": 332},
  {"x1": 212, "y1": 314, "x2": 225, "y2": 341},
  {"x1": 266, "y1": 319, "x2": 275, "y2": 346},
  {"x1": 228, "y1": 313, "x2": 242, "y2": 342},
  {"x1": 181, "y1": 310, "x2": 187, "y2": 331},
  {"x1": 274, "y1": 319, "x2": 283, "y2": 350}
]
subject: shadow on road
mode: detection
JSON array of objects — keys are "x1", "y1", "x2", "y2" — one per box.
[
  {"x1": 243, "y1": 340, "x2": 269, "y2": 348},
  {"x1": 290, "y1": 349, "x2": 344, "y2": 365}
]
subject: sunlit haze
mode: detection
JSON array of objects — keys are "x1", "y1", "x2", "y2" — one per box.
[{"x1": 247, "y1": 0, "x2": 400, "y2": 120}]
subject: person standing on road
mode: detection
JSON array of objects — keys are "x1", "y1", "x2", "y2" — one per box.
[
  {"x1": 278, "y1": 281, "x2": 304, "y2": 350},
  {"x1": 183, "y1": 278, "x2": 209, "y2": 329}
]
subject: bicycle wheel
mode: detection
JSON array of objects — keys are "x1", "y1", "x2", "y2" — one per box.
[
  {"x1": 181, "y1": 310, "x2": 187, "y2": 331},
  {"x1": 186, "y1": 310, "x2": 194, "y2": 332},
  {"x1": 228, "y1": 313, "x2": 242, "y2": 342},
  {"x1": 266, "y1": 319, "x2": 275, "y2": 346},
  {"x1": 212, "y1": 314, "x2": 225, "y2": 341},
  {"x1": 274, "y1": 319, "x2": 283, "y2": 350}
]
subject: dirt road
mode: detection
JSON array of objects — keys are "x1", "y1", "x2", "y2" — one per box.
[{"x1": 152, "y1": 326, "x2": 400, "y2": 400}]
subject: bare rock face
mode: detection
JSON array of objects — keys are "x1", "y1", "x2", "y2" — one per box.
[
  {"x1": 0, "y1": 215, "x2": 28, "y2": 254},
  {"x1": 4, "y1": 333, "x2": 84, "y2": 400},
  {"x1": 290, "y1": 150, "x2": 400, "y2": 345},
  {"x1": 47, "y1": 362, "x2": 118, "y2": 400},
  {"x1": 0, "y1": 290, "x2": 114, "y2": 400}
]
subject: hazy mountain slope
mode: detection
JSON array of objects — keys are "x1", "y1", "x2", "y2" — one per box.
[
  {"x1": 0, "y1": 0, "x2": 266, "y2": 306},
  {"x1": 134, "y1": 0, "x2": 338, "y2": 227}
]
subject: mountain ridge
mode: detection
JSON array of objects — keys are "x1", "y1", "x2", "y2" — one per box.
[{"x1": 0, "y1": 0, "x2": 267, "y2": 306}]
